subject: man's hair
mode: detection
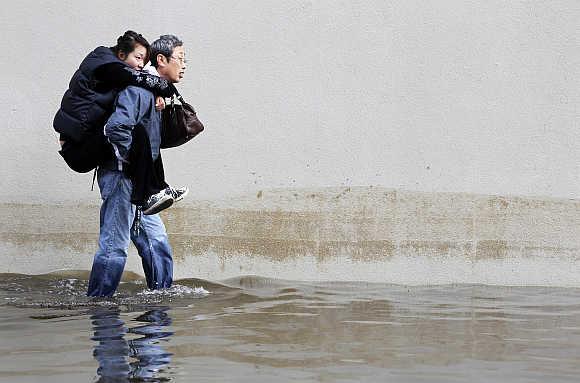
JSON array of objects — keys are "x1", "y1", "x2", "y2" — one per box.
[
  {"x1": 111, "y1": 30, "x2": 150, "y2": 62},
  {"x1": 150, "y1": 35, "x2": 183, "y2": 67}
]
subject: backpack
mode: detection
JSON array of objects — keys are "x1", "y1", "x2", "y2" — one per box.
[
  {"x1": 54, "y1": 47, "x2": 122, "y2": 173},
  {"x1": 58, "y1": 131, "x2": 113, "y2": 173}
]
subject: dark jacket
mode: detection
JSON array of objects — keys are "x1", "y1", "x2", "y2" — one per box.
[
  {"x1": 101, "y1": 86, "x2": 167, "y2": 205},
  {"x1": 54, "y1": 46, "x2": 122, "y2": 142},
  {"x1": 53, "y1": 46, "x2": 174, "y2": 142}
]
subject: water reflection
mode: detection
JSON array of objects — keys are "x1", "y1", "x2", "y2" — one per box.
[
  {"x1": 91, "y1": 307, "x2": 173, "y2": 382},
  {"x1": 5, "y1": 274, "x2": 580, "y2": 382}
]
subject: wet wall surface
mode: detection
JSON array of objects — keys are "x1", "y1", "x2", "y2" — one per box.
[{"x1": 2, "y1": 188, "x2": 580, "y2": 285}]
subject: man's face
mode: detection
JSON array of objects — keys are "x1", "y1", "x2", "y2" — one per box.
[{"x1": 158, "y1": 46, "x2": 186, "y2": 83}]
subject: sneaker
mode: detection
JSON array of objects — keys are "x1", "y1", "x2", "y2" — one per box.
[
  {"x1": 167, "y1": 186, "x2": 189, "y2": 202},
  {"x1": 142, "y1": 189, "x2": 174, "y2": 215}
]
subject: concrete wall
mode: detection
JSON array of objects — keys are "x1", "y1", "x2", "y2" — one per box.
[
  {"x1": 1, "y1": 1, "x2": 580, "y2": 285},
  {"x1": 1, "y1": 0, "x2": 579, "y2": 202},
  {"x1": 2, "y1": 188, "x2": 580, "y2": 286}
]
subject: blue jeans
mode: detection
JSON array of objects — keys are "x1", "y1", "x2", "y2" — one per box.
[{"x1": 87, "y1": 168, "x2": 173, "y2": 297}]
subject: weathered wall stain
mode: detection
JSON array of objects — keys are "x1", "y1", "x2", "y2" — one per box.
[
  {"x1": 0, "y1": 232, "x2": 97, "y2": 254},
  {"x1": 475, "y1": 240, "x2": 508, "y2": 260},
  {"x1": 2, "y1": 187, "x2": 580, "y2": 283}
]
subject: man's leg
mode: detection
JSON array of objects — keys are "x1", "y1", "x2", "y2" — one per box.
[
  {"x1": 131, "y1": 214, "x2": 173, "y2": 290},
  {"x1": 87, "y1": 169, "x2": 134, "y2": 297}
]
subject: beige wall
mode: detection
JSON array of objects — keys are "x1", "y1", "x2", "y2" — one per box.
[
  {"x1": 1, "y1": 1, "x2": 580, "y2": 285},
  {"x1": 1, "y1": 0, "x2": 579, "y2": 203},
  {"x1": 3, "y1": 188, "x2": 580, "y2": 286}
]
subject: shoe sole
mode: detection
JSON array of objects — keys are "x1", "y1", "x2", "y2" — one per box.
[
  {"x1": 174, "y1": 188, "x2": 189, "y2": 202},
  {"x1": 143, "y1": 196, "x2": 174, "y2": 215}
]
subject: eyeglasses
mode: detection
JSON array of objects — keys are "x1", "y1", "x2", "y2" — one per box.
[{"x1": 170, "y1": 56, "x2": 187, "y2": 65}]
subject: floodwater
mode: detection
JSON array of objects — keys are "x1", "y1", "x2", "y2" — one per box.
[{"x1": 1, "y1": 273, "x2": 580, "y2": 382}]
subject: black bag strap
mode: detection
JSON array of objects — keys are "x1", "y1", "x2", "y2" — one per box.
[
  {"x1": 172, "y1": 88, "x2": 186, "y2": 105},
  {"x1": 169, "y1": 89, "x2": 196, "y2": 114},
  {"x1": 91, "y1": 168, "x2": 97, "y2": 191}
]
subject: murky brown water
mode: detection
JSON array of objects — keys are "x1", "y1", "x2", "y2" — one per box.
[{"x1": 1, "y1": 273, "x2": 580, "y2": 382}]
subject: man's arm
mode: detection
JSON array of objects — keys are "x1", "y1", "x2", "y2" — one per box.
[
  {"x1": 95, "y1": 62, "x2": 176, "y2": 97},
  {"x1": 104, "y1": 86, "x2": 149, "y2": 169}
]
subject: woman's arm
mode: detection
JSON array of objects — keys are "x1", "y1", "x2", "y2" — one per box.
[{"x1": 94, "y1": 62, "x2": 176, "y2": 97}]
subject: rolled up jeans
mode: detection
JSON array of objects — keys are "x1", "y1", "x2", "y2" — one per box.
[{"x1": 87, "y1": 168, "x2": 173, "y2": 297}]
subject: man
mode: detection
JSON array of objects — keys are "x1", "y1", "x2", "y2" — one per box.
[{"x1": 87, "y1": 35, "x2": 187, "y2": 297}]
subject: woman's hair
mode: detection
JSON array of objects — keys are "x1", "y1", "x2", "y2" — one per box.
[{"x1": 111, "y1": 30, "x2": 150, "y2": 62}]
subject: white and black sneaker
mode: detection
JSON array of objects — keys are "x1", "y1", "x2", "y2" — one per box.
[
  {"x1": 142, "y1": 189, "x2": 174, "y2": 215},
  {"x1": 167, "y1": 186, "x2": 189, "y2": 203}
]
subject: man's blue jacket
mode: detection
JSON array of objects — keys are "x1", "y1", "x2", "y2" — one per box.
[{"x1": 102, "y1": 86, "x2": 162, "y2": 172}]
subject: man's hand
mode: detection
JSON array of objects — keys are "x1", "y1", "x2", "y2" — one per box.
[{"x1": 155, "y1": 96, "x2": 166, "y2": 111}]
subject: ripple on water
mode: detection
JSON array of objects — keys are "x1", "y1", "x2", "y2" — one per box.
[
  {"x1": 3, "y1": 273, "x2": 580, "y2": 382},
  {"x1": 0, "y1": 272, "x2": 213, "y2": 309}
]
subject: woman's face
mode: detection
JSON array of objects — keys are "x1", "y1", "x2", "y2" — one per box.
[{"x1": 120, "y1": 43, "x2": 147, "y2": 70}]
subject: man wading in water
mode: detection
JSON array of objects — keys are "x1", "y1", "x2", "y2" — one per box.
[{"x1": 86, "y1": 35, "x2": 188, "y2": 296}]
